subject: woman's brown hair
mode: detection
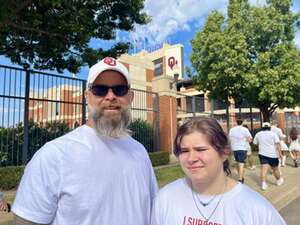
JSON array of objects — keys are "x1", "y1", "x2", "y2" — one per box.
[{"x1": 174, "y1": 117, "x2": 231, "y2": 175}]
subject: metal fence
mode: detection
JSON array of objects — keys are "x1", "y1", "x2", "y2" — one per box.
[
  {"x1": 176, "y1": 93, "x2": 262, "y2": 133},
  {"x1": 284, "y1": 112, "x2": 300, "y2": 136},
  {"x1": 0, "y1": 65, "x2": 159, "y2": 166}
]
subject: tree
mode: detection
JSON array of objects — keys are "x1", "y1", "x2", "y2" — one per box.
[
  {"x1": 128, "y1": 118, "x2": 154, "y2": 152},
  {"x1": 0, "y1": 0, "x2": 149, "y2": 73},
  {"x1": 0, "y1": 120, "x2": 71, "y2": 166},
  {"x1": 190, "y1": 0, "x2": 300, "y2": 122}
]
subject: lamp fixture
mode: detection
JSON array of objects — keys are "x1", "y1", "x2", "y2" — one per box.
[{"x1": 169, "y1": 64, "x2": 179, "y2": 89}]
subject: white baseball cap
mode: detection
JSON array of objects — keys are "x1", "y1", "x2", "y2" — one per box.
[
  {"x1": 87, "y1": 57, "x2": 131, "y2": 86},
  {"x1": 262, "y1": 122, "x2": 271, "y2": 128}
]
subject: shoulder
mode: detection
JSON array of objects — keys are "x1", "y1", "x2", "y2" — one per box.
[
  {"x1": 226, "y1": 184, "x2": 286, "y2": 224},
  {"x1": 155, "y1": 178, "x2": 186, "y2": 201},
  {"x1": 236, "y1": 185, "x2": 276, "y2": 209},
  {"x1": 27, "y1": 126, "x2": 89, "y2": 165},
  {"x1": 122, "y1": 135, "x2": 149, "y2": 155}
]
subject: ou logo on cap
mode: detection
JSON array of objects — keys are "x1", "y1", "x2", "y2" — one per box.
[{"x1": 103, "y1": 57, "x2": 117, "y2": 66}]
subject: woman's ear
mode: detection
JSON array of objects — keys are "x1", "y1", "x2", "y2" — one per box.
[{"x1": 222, "y1": 146, "x2": 231, "y2": 161}]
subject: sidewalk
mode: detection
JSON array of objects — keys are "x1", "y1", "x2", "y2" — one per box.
[
  {"x1": 280, "y1": 195, "x2": 300, "y2": 225},
  {"x1": 236, "y1": 161, "x2": 300, "y2": 211},
  {"x1": 1, "y1": 159, "x2": 299, "y2": 225}
]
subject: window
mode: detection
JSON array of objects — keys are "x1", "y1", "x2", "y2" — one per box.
[
  {"x1": 153, "y1": 58, "x2": 163, "y2": 76},
  {"x1": 213, "y1": 100, "x2": 227, "y2": 110},
  {"x1": 195, "y1": 95, "x2": 204, "y2": 112}
]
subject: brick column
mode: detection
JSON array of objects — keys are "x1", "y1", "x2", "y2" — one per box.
[
  {"x1": 204, "y1": 92, "x2": 210, "y2": 112},
  {"x1": 277, "y1": 111, "x2": 286, "y2": 131},
  {"x1": 159, "y1": 95, "x2": 177, "y2": 152},
  {"x1": 152, "y1": 76, "x2": 177, "y2": 153}
]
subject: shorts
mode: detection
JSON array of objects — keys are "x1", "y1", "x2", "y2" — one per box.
[
  {"x1": 233, "y1": 150, "x2": 247, "y2": 163},
  {"x1": 259, "y1": 154, "x2": 279, "y2": 167}
]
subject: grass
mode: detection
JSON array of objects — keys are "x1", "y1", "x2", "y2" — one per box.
[
  {"x1": 3, "y1": 191, "x2": 16, "y2": 204},
  {"x1": 3, "y1": 151, "x2": 261, "y2": 202},
  {"x1": 154, "y1": 165, "x2": 184, "y2": 187}
]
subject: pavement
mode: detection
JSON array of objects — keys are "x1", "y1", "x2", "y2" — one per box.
[{"x1": 1, "y1": 157, "x2": 300, "y2": 225}]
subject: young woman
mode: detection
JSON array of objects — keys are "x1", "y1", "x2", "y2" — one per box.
[
  {"x1": 289, "y1": 127, "x2": 300, "y2": 167},
  {"x1": 151, "y1": 117, "x2": 286, "y2": 225}
]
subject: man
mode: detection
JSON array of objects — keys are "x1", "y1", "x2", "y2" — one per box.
[
  {"x1": 229, "y1": 119, "x2": 252, "y2": 183},
  {"x1": 253, "y1": 122, "x2": 284, "y2": 190},
  {"x1": 12, "y1": 57, "x2": 158, "y2": 225}
]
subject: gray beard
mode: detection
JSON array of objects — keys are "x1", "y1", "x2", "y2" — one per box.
[{"x1": 89, "y1": 105, "x2": 131, "y2": 138}]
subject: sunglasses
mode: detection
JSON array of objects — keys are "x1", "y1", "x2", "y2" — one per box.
[{"x1": 89, "y1": 85, "x2": 129, "y2": 97}]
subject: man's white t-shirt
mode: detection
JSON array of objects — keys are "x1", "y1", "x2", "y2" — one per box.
[
  {"x1": 12, "y1": 125, "x2": 158, "y2": 225},
  {"x1": 151, "y1": 178, "x2": 286, "y2": 225},
  {"x1": 253, "y1": 130, "x2": 280, "y2": 158},
  {"x1": 229, "y1": 125, "x2": 252, "y2": 151}
]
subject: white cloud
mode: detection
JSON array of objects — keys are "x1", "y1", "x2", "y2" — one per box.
[
  {"x1": 128, "y1": 0, "x2": 299, "y2": 50},
  {"x1": 130, "y1": 0, "x2": 227, "y2": 46}
]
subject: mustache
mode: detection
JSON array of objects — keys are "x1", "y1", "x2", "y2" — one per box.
[{"x1": 101, "y1": 103, "x2": 122, "y2": 108}]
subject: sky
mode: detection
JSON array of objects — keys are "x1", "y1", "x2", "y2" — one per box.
[
  {"x1": 1, "y1": 0, "x2": 300, "y2": 80},
  {"x1": 130, "y1": 0, "x2": 300, "y2": 72}
]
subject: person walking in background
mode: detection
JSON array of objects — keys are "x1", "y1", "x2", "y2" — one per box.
[
  {"x1": 12, "y1": 57, "x2": 158, "y2": 225},
  {"x1": 271, "y1": 122, "x2": 289, "y2": 167},
  {"x1": 151, "y1": 117, "x2": 286, "y2": 225},
  {"x1": 253, "y1": 122, "x2": 283, "y2": 190},
  {"x1": 288, "y1": 127, "x2": 300, "y2": 167},
  {"x1": 243, "y1": 124, "x2": 256, "y2": 170},
  {"x1": 229, "y1": 119, "x2": 253, "y2": 183},
  {"x1": 0, "y1": 191, "x2": 10, "y2": 212}
]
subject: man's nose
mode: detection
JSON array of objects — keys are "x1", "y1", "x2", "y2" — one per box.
[{"x1": 104, "y1": 88, "x2": 116, "y2": 100}]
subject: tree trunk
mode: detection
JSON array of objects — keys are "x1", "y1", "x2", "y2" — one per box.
[{"x1": 260, "y1": 106, "x2": 271, "y2": 122}]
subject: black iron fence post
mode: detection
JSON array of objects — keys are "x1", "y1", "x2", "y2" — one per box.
[
  {"x1": 22, "y1": 69, "x2": 30, "y2": 164},
  {"x1": 153, "y1": 93, "x2": 160, "y2": 151},
  {"x1": 82, "y1": 81, "x2": 87, "y2": 124}
]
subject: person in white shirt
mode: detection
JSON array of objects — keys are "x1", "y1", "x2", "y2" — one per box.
[
  {"x1": 151, "y1": 117, "x2": 286, "y2": 225},
  {"x1": 229, "y1": 119, "x2": 252, "y2": 183},
  {"x1": 12, "y1": 57, "x2": 158, "y2": 225},
  {"x1": 271, "y1": 122, "x2": 289, "y2": 166},
  {"x1": 253, "y1": 122, "x2": 283, "y2": 190},
  {"x1": 288, "y1": 127, "x2": 300, "y2": 167}
]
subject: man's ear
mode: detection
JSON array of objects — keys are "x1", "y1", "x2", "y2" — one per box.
[
  {"x1": 128, "y1": 90, "x2": 134, "y2": 103},
  {"x1": 84, "y1": 89, "x2": 90, "y2": 105}
]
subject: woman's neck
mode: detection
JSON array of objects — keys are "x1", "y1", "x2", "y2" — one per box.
[{"x1": 190, "y1": 173, "x2": 234, "y2": 196}]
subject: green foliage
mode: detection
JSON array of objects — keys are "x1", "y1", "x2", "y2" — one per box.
[
  {"x1": 0, "y1": 120, "x2": 71, "y2": 166},
  {"x1": 0, "y1": 153, "x2": 171, "y2": 190},
  {"x1": 0, "y1": 166, "x2": 24, "y2": 190},
  {"x1": 154, "y1": 164, "x2": 184, "y2": 187},
  {"x1": 0, "y1": 0, "x2": 149, "y2": 73},
  {"x1": 129, "y1": 119, "x2": 154, "y2": 152},
  {"x1": 149, "y1": 151, "x2": 170, "y2": 167},
  {"x1": 190, "y1": 0, "x2": 300, "y2": 122}
]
